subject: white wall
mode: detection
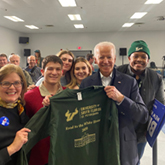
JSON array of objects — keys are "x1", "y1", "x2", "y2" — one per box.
[
  {"x1": 1, "y1": 26, "x2": 165, "y2": 68},
  {"x1": 25, "y1": 31, "x2": 165, "y2": 67},
  {"x1": 0, "y1": 26, "x2": 28, "y2": 67}
]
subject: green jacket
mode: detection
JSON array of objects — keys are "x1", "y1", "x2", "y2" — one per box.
[{"x1": 17, "y1": 86, "x2": 120, "y2": 165}]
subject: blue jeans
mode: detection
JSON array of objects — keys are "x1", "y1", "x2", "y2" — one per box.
[{"x1": 137, "y1": 142, "x2": 147, "y2": 165}]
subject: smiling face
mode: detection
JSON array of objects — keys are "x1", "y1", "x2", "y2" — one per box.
[
  {"x1": 74, "y1": 61, "x2": 90, "y2": 84},
  {"x1": 41, "y1": 62, "x2": 62, "y2": 85},
  {"x1": 0, "y1": 72, "x2": 22, "y2": 103},
  {"x1": 0, "y1": 56, "x2": 8, "y2": 68},
  {"x1": 60, "y1": 54, "x2": 73, "y2": 73},
  {"x1": 95, "y1": 44, "x2": 116, "y2": 77},
  {"x1": 28, "y1": 56, "x2": 36, "y2": 68},
  {"x1": 129, "y1": 52, "x2": 149, "y2": 74}
]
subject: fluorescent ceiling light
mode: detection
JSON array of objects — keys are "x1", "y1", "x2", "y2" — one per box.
[
  {"x1": 25, "y1": 25, "x2": 39, "y2": 29},
  {"x1": 122, "y1": 23, "x2": 134, "y2": 27},
  {"x1": 130, "y1": 12, "x2": 147, "y2": 19},
  {"x1": 4, "y1": 16, "x2": 24, "y2": 22},
  {"x1": 68, "y1": 14, "x2": 81, "y2": 20},
  {"x1": 74, "y1": 24, "x2": 84, "y2": 28},
  {"x1": 145, "y1": 0, "x2": 163, "y2": 4},
  {"x1": 58, "y1": 0, "x2": 76, "y2": 7}
]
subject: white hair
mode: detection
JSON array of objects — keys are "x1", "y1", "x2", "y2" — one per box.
[
  {"x1": 27, "y1": 55, "x2": 35, "y2": 60},
  {"x1": 94, "y1": 41, "x2": 116, "y2": 56},
  {"x1": 8, "y1": 54, "x2": 20, "y2": 62}
]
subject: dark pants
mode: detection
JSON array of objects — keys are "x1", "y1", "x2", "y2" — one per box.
[{"x1": 137, "y1": 142, "x2": 147, "y2": 165}]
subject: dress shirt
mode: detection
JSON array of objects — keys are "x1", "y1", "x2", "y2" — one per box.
[{"x1": 100, "y1": 72, "x2": 113, "y2": 86}]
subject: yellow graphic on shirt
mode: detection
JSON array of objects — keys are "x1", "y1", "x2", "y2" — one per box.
[
  {"x1": 74, "y1": 133, "x2": 96, "y2": 148},
  {"x1": 80, "y1": 104, "x2": 101, "y2": 118},
  {"x1": 65, "y1": 108, "x2": 78, "y2": 122}
]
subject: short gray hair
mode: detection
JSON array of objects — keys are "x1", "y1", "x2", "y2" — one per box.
[
  {"x1": 28, "y1": 55, "x2": 35, "y2": 60},
  {"x1": 94, "y1": 41, "x2": 116, "y2": 56},
  {"x1": 8, "y1": 54, "x2": 20, "y2": 62}
]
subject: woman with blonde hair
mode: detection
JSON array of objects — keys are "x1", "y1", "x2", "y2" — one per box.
[
  {"x1": 67, "y1": 57, "x2": 92, "y2": 89},
  {"x1": 0, "y1": 64, "x2": 30, "y2": 165}
]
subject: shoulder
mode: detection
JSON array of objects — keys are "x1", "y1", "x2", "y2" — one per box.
[
  {"x1": 80, "y1": 72, "x2": 100, "y2": 88},
  {"x1": 85, "y1": 72, "x2": 98, "y2": 81},
  {"x1": 83, "y1": 74, "x2": 95, "y2": 82},
  {"x1": 115, "y1": 70, "x2": 137, "y2": 87},
  {"x1": 116, "y1": 64, "x2": 129, "y2": 73},
  {"x1": 24, "y1": 67, "x2": 28, "y2": 71},
  {"x1": 23, "y1": 70, "x2": 30, "y2": 76},
  {"x1": 146, "y1": 68, "x2": 163, "y2": 81},
  {"x1": 81, "y1": 73, "x2": 97, "y2": 84},
  {"x1": 116, "y1": 69, "x2": 134, "y2": 80},
  {"x1": 35, "y1": 66, "x2": 41, "y2": 71},
  {"x1": 24, "y1": 87, "x2": 40, "y2": 99}
]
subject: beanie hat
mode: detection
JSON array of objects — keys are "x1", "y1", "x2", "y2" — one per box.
[
  {"x1": 128, "y1": 40, "x2": 150, "y2": 59},
  {"x1": 34, "y1": 50, "x2": 40, "y2": 53}
]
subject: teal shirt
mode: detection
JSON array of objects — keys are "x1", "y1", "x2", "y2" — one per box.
[{"x1": 17, "y1": 86, "x2": 120, "y2": 165}]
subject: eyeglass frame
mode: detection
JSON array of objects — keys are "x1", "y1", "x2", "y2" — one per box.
[{"x1": 0, "y1": 81, "x2": 23, "y2": 89}]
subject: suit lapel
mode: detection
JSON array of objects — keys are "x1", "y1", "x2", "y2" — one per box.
[
  {"x1": 113, "y1": 70, "x2": 124, "y2": 90},
  {"x1": 91, "y1": 69, "x2": 124, "y2": 87},
  {"x1": 91, "y1": 71, "x2": 102, "y2": 86}
]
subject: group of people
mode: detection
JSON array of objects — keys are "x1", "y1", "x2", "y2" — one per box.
[{"x1": 0, "y1": 40, "x2": 164, "y2": 165}]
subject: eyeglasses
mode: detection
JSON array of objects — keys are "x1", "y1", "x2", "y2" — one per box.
[{"x1": 0, "y1": 81, "x2": 23, "y2": 89}]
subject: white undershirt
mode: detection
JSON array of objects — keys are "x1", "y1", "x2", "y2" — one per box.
[{"x1": 100, "y1": 72, "x2": 113, "y2": 86}]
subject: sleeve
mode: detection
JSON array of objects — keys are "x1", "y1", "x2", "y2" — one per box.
[
  {"x1": 0, "y1": 148, "x2": 11, "y2": 165},
  {"x1": 24, "y1": 71, "x2": 34, "y2": 86},
  {"x1": 155, "y1": 77, "x2": 165, "y2": 105},
  {"x1": 117, "y1": 78, "x2": 149, "y2": 124},
  {"x1": 17, "y1": 106, "x2": 51, "y2": 165},
  {"x1": 24, "y1": 94, "x2": 34, "y2": 118}
]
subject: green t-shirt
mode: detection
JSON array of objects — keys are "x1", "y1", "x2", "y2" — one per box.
[{"x1": 17, "y1": 86, "x2": 120, "y2": 165}]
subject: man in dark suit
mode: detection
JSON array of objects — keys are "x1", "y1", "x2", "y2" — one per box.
[{"x1": 80, "y1": 41, "x2": 149, "y2": 165}]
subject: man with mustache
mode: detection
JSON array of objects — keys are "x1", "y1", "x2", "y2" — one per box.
[{"x1": 117, "y1": 40, "x2": 164, "y2": 164}]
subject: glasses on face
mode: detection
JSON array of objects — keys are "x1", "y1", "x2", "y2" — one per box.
[
  {"x1": 0, "y1": 81, "x2": 23, "y2": 89},
  {"x1": 61, "y1": 58, "x2": 73, "y2": 63}
]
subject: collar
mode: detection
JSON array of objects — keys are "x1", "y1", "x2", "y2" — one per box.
[
  {"x1": 128, "y1": 64, "x2": 146, "y2": 80},
  {"x1": 99, "y1": 71, "x2": 113, "y2": 79},
  {"x1": 0, "y1": 98, "x2": 24, "y2": 115},
  {"x1": 39, "y1": 82, "x2": 63, "y2": 97}
]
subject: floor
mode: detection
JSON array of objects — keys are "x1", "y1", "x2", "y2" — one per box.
[{"x1": 141, "y1": 130, "x2": 165, "y2": 165}]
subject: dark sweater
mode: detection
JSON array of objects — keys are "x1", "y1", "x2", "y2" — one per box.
[{"x1": 0, "y1": 106, "x2": 28, "y2": 165}]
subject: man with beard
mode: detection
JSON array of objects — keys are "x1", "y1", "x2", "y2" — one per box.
[{"x1": 117, "y1": 40, "x2": 164, "y2": 164}]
